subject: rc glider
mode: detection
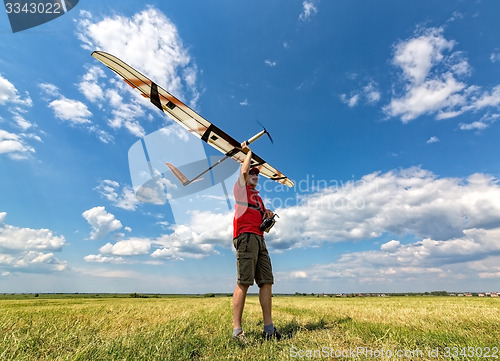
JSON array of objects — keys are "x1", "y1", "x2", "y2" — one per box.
[{"x1": 91, "y1": 51, "x2": 294, "y2": 188}]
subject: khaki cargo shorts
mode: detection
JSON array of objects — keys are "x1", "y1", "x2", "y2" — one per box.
[{"x1": 233, "y1": 233, "x2": 274, "y2": 287}]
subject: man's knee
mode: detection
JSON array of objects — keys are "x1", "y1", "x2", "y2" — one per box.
[
  {"x1": 240, "y1": 284, "x2": 250, "y2": 291},
  {"x1": 258, "y1": 282, "x2": 272, "y2": 290},
  {"x1": 236, "y1": 283, "x2": 250, "y2": 294}
]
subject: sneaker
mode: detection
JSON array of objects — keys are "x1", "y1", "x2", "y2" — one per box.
[
  {"x1": 232, "y1": 331, "x2": 248, "y2": 344},
  {"x1": 262, "y1": 327, "x2": 281, "y2": 341}
]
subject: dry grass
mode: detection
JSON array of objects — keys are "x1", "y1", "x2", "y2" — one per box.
[{"x1": 0, "y1": 295, "x2": 498, "y2": 360}]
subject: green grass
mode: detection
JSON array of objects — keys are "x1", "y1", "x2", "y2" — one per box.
[{"x1": 0, "y1": 295, "x2": 499, "y2": 360}]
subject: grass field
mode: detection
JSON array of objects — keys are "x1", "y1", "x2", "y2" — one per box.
[{"x1": 0, "y1": 294, "x2": 499, "y2": 360}]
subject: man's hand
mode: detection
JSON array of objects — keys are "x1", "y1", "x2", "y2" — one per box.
[
  {"x1": 264, "y1": 210, "x2": 274, "y2": 219},
  {"x1": 240, "y1": 141, "x2": 250, "y2": 153}
]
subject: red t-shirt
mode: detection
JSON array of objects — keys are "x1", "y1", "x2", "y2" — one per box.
[{"x1": 233, "y1": 180, "x2": 266, "y2": 238}]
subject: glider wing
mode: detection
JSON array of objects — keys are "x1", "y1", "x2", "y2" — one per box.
[{"x1": 91, "y1": 51, "x2": 294, "y2": 187}]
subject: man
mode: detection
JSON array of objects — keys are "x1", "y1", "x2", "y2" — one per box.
[{"x1": 232, "y1": 141, "x2": 281, "y2": 341}]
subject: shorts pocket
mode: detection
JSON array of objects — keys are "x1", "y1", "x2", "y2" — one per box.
[
  {"x1": 236, "y1": 251, "x2": 253, "y2": 262},
  {"x1": 236, "y1": 251, "x2": 254, "y2": 285}
]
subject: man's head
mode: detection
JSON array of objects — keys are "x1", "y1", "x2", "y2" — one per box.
[{"x1": 247, "y1": 167, "x2": 259, "y2": 187}]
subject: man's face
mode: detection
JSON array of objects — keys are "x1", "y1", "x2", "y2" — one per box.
[{"x1": 247, "y1": 171, "x2": 259, "y2": 187}]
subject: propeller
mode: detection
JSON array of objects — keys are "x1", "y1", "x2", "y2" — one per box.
[{"x1": 257, "y1": 120, "x2": 274, "y2": 144}]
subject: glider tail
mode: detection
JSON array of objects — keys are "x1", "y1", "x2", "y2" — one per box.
[{"x1": 166, "y1": 163, "x2": 191, "y2": 186}]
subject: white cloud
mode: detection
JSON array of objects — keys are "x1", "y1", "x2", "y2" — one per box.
[
  {"x1": 38, "y1": 82, "x2": 60, "y2": 97},
  {"x1": 78, "y1": 66, "x2": 106, "y2": 103},
  {"x1": 459, "y1": 121, "x2": 488, "y2": 131},
  {"x1": 82, "y1": 167, "x2": 500, "y2": 289},
  {"x1": 0, "y1": 212, "x2": 67, "y2": 273},
  {"x1": 150, "y1": 237, "x2": 214, "y2": 261},
  {"x1": 0, "y1": 129, "x2": 35, "y2": 159},
  {"x1": 340, "y1": 93, "x2": 359, "y2": 108},
  {"x1": 0, "y1": 75, "x2": 38, "y2": 160},
  {"x1": 100, "y1": 238, "x2": 151, "y2": 256},
  {"x1": 384, "y1": 27, "x2": 500, "y2": 124},
  {"x1": 380, "y1": 240, "x2": 400, "y2": 252},
  {"x1": 386, "y1": 73, "x2": 466, "y2": 122},
  {"x1": 48, "y1": 97, "x2": 92, "y2": 125},
  {"x1": 469, "y1": 257, "x2": 500, "y2": 279},
  {"x1": 393, "y1": 28, "x2": 455, "y2": 85},
  {"x1": 290, "y1": 271, "x2": 308, "y2": 279},
  {"x1": 363, "y1": 82, "x2": 381, "y2": 104},
  {"x1": 341, "y1": 81, "x2": 380, "y2": 107},
  {"x1": 150, "y1": 211, "x2": 232, "y2": 261},
  {"x1": 447, "y1": 11, "x2": 464, "y2": 23},
  {"x1": 459, "y1": 113, "x2": 499, "y2": 131},
  {"x1": 0, "y1": 130, "x2": 28, "y2": 153},
  {"x1": 426, "y1": 136, "x2": 439, "y2": 144},
  {"x1": 82, "y1": 206, "x2": 123, "y2": 240},
  {"x1": 472, "y1": 85, "x2": 500, "y2": 109},
  {"x1": 264, "y1": 167, "x2": 500, "y2": 250},
  {"x1": 73, "y1": 8, "x2": 200, "y2": 139},
  {"x1": 85, "y1": 210, "x2": 232, "y2": 262},
  {"x1": 264, "y1": 59, "x2": 277, "y2": 67},
  {"x1": 0, "y1": 74, "x2": 32, "y2": 107},
  {"x1": 95, "y1": 179, "x2": 140, "y2": 211},
  {"x1": 95, "y1": 167, "x2": 500, "y2": 264},
  {"x1": 104, "y1": 88, "x2": 146, "y2": 137},
  {"x1": 37, "y1": 8, "x2": 200, "y2": 143},
  {"x1": 0, "y1": 212, "x2": 65, "y2": 251},
  {"x1": 77, "y1": 7, "x2": 199, "y2": 108},
  {"x1": 97, "y1": 167, "x2": 500, "y2": 265},
  {"x1": 41, "y1": 82, "x2": 113, "y2": 142},
  {"x1": 184, "y1": 210, "x2": 233, "y2": 242},
  {"x1": 13, "y1": 114, "x2": 32, "y2": 131},
  {"x1": 299, "y1": 0, "x2": 318, "y2": 21},
  {"x1": 490, "y1": 52, "x2": 500, "y2": 63},
  {"x1": 0, "y1": 75, "x2": 20, "y2": 105},
  {"x1": 83, "y1": 254, "x2": 126, "y2": 264},
  {"x1": 280, "y1": 227, "x2": 500, "y2": 289}
]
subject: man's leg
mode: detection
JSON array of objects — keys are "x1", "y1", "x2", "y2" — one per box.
[
  {"x1": 259, "y1": 283, "x2": 273, "y2": 326},
  {"x1": 233, "y1": 283, "x2": 249, "y2": 330},
  {"x1": 260, "y1": 283, "x2": 281, "y2": 340}
]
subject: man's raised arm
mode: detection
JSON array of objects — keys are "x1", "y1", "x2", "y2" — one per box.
[{"x1": 238, "y1": 141, "x2": 252, "y2": 186}]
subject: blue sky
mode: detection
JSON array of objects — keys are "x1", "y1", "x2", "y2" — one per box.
[{"x1": 2, "y1": 0, "x2": 500, "y2": 294}]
